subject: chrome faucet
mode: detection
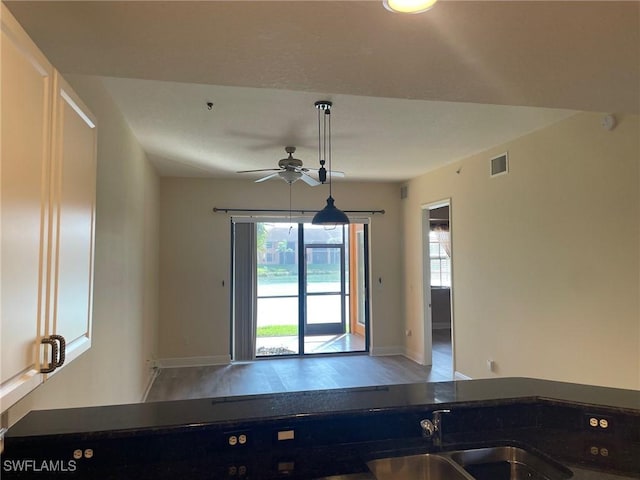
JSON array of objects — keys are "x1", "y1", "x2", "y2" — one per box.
[{"x1": 420, "y1": 409, "x2": 451, "y2": 446}]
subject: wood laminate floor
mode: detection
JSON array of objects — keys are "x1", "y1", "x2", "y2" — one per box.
[
  {"x1": 146, "y1": 331, "x2": 453, "y2": 403},
  {"x1": 432, "y1": 328, "x2": 453, "y2": 379}
]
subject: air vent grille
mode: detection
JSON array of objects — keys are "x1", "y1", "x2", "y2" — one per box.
[
  {"x1": 400, "y1": 185, "x2": 408, "y2": 199},
  {"x1": 490, "y1": 152, "x2": 509, "y2": 177}
]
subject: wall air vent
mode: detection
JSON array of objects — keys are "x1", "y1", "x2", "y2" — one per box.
[
  {"x1": 400, "y1": 185, "x2": 408, "y2": 199},
  {"x1": 490, "y1": 152, "x2": 509, "y2": 177}
]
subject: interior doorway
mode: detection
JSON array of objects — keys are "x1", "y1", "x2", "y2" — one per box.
[{"x1": 422, "y1": 202, "x2": 454, "y2": 377}]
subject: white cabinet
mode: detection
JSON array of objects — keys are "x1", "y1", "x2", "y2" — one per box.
[
  {"x1": 47, "y1": 72, "x2": 97, "y2": 372},
  {"x1": 1, "y1": 3, "x2": 54, "y2": 411},
  {"x1": 0, "y1": 5, "x2": 97, "y2": 411}
]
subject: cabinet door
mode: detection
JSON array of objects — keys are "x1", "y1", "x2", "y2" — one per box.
[
  {"x1": 47, "y1": 72, "x2": 97, "y2": 373},
  {"x1": 0, "y1": 5, "x2": 53, "y2": 410}
]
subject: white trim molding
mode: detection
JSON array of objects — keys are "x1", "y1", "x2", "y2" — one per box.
[
  {"x1": 403, "y1": 347, "x2": 427, "y2": 366},
  {"x1": 156, "y1": 355, "x2": 231, "y2": 369},
  {"x1": 140, "y1": 368, "x2": 160, "y2": 402},
  {"x1": 370, "y1": 346, "x2": 405, "y2": 357},
  {"x1": 454, "y1": 371, "x2": 472, "y2": 380}
]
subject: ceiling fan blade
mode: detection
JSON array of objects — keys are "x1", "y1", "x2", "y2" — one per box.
[
  {"x1": 300, "y1": 172, "x2": 321, "y2": 186},
  {"x1": 255, "y1": 172, "x2": 281, "y2": 183},
  {"x1": 237, "y1": 168, "x2": 282, "y2": 174},
  {"x1": 328, "y1": 170, "x2": 346, "y2": 178}
]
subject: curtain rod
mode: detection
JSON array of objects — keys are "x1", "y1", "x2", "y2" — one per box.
[{"x1": 213, "y1": 207, "x2": 385, "y2": 215}]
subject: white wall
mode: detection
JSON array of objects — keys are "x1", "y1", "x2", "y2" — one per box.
[
  {"x1": 158, "y1": 177, "x2": 403, "y2": 362},
  {"x1": 402, "y1": 112, "x2": 640, "y2": 390},
  {"x1": 6, "y1": 76, "x2": 160, "y2": 426}
]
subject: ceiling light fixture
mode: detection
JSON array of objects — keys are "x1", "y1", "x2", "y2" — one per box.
[
  {"x1": 312, "y1": 101, "x2": 349, "y2": 226},
  {"x1": 280, "y1": 169, "x2": 303, "y2": 184},
  {"x1": 383, "y1": 0, "x2": 438, "y2": 14}
]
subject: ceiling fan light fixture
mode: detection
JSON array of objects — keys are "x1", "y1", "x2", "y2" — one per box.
[
  {"x1": 280, "y1": 170, "x2": 302, "y2": 184},
  {"x1": 383, "y1": 0, "x2": 438, "y2": 14},
  {"x1": 312, "y1": 196, "x2": 350, "y2": 225}
]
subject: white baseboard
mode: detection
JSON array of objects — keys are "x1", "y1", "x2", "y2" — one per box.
[
  {"x1": 403, "y1": 347, "x2": 427, "y2": 365},
  {"x1": 370, "y1": 346, "x2": 404, "y2": 357},
  {"x1": 454, "y1": 371, "x2": 472, "y2": 380},
  {"x1": 141, "y1": 367, "x2": 160, "y2": 402},
  {"x1": 156, "y1": 355, "x2": 231, "y2": 368}
]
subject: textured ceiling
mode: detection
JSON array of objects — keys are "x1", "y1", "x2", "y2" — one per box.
[
  {"x1": 99, "y1": 77, "x2": 575, "y2": 180},
  {"x1": 6, "y1": 1, "x2": 638, "y2": 180}
]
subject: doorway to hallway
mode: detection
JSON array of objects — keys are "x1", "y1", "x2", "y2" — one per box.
[{"x1": 422, "y1": 202, "x2": 454, "y2": 376}]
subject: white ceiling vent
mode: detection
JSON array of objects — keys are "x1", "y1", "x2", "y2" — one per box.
[{"x1": 490, "y1": 152, "x2": 509, "y2": 177}]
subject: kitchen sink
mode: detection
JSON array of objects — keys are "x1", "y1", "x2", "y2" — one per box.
[
  {"x1": 448, "y1": 446, "x2": 573, "y2": 480},
  {"x1": 366, "y1": 445, "x2": 573, "y2": 480},
  {"x1": 367, "y1": 453, "x2": 474, "y2": 480}
]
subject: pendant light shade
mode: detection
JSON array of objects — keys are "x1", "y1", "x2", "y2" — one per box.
[
  {"x1": 312, "y1": 196, "x2": 350, "y2": 225},
  {"x1": 312, "y1": 101, "x2": 349, "y2": 226}
]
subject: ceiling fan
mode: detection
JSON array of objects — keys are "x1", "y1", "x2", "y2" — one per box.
[{"x1": 237, "y1": 146, "x2": 344, "y2": 186}]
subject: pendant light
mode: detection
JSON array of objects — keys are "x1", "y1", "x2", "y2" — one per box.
[{"x1": 312, "y1": 101, "x2": 350, "y2": 225}]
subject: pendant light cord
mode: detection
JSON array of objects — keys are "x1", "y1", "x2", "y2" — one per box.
[
  {"x1": 317, "y1": 106, "x2": 322, "y2": 177},
  {"x1": 327, "y1": 108, "x2": 332, "y2": 198},
  {"x1": 289, "y1": 181, "x2": 292, "y2": 224},
  {"x1": 315, "y1": 100, "x2": 333, "y2": 189}
]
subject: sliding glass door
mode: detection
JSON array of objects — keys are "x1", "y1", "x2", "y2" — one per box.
[{"x1": 231, "y1": 219, "x2": 369, "y2": 359}]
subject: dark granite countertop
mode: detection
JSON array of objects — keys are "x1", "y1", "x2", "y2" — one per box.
[
  {"x1": 7, "y1": 377, "x2": 640, "y2": 439},
  {"x1": 2, "y1": 378, "x2": 639, "y2": 479}
]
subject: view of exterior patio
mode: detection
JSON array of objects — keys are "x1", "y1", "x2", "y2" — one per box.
[{"x1": 255, "y1": 222, "x2": 367, "y2": 357}]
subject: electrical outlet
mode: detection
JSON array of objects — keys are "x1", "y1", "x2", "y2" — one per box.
[
  {"x1": 227, "y1": 464, "x2": 248, "y2": 477},
  {"x1": 226, "y1": 431, "x2": 249, "y2": 447},
  {"x1": 585, "y1": 413, "x2": 613, "y2": 432},
  {"x1": 583, "y1": 441, "x2": 614, "y2": 465}
]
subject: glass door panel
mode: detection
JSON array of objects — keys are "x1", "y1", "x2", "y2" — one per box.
[
  {"x1": 255, "y1": 222, "x2": 299, "y2": 357},
  {"x1": 304, "y1": 245, "x2": 345, "y2": 336}
]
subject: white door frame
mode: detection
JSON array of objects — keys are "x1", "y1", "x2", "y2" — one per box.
[{"x1": 421, "y1": 199, "x2": 454, "y2": 371}]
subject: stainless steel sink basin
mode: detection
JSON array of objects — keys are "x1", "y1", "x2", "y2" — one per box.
[
  {"x1": 367, "y1": 453, "x2": 474, "y2": 480},
  {"x1": 366, "y1": 446, "x2": 572, "y2": 480},
  {"x1": 448, "y1": 446, "x2": 572, "y2": 480}
]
